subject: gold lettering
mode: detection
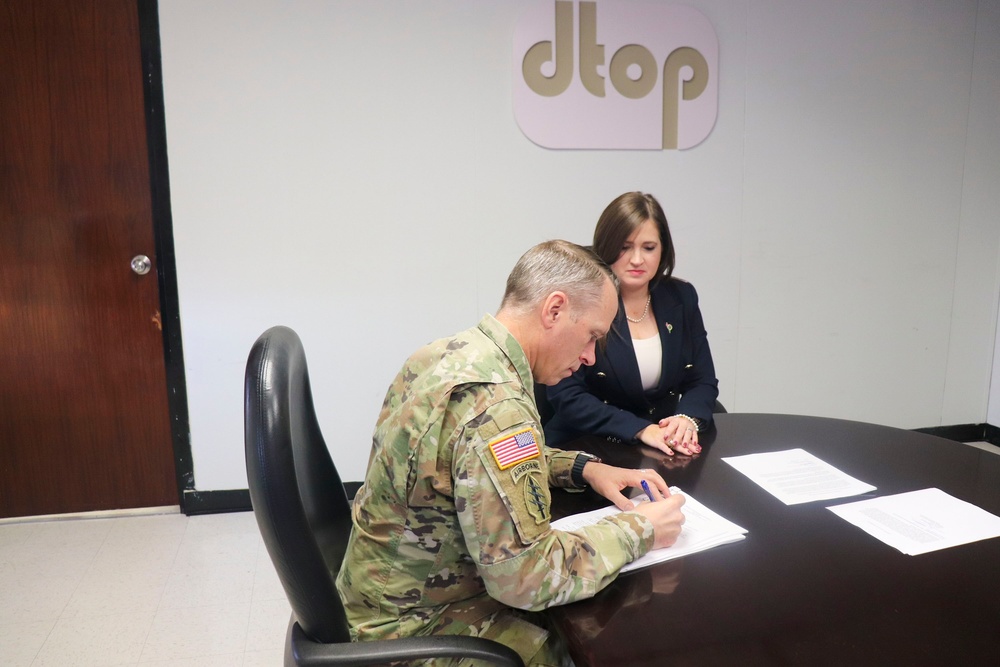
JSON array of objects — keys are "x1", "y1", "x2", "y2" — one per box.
[
  {"x1": 520, "y1": 3, "x2": 712, "y2": 151},
  {"x1": 522, "y1": 1, "x2": 573, "y2": 97},
  {"x1": 661, "y1": 47, "x2": 709, "y2": 149},
  {"x1": 579, "y1": 2, "x2": 605, "y2": 97},
  {"x1": 609, "y1": 44, "x2": 657, "y2": 99}
]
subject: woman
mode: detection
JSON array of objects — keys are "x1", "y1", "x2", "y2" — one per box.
[{"x1": 543, "y1": 192, "x2": 719, "y2": 456}]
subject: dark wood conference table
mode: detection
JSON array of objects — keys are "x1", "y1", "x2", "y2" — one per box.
[{"x1": 546, "y1": 413, "x2": 1000, "y2": 666}]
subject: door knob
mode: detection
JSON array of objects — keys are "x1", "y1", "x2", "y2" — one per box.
[{"x1": 131, "y1": 255, "x2": 151, "y2": 275}]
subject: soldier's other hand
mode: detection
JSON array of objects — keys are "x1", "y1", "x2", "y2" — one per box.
[
  {"x1": 583, "y1": 464, "x2": 670, "y2": 511},
  {"x1": 632, "y1": 493, "x2": 686, "y2": 549}
]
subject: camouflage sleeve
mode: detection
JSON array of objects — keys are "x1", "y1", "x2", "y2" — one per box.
[
  {"x1": 542, "y1": 446, "x2": 578, "y2": 488},
  {"x1": 454, "y1": 401, "x2": 654, "y2": 612}
]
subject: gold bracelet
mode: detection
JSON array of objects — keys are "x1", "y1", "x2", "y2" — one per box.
[{"x1": 674, "y1": 414, "x2": 700, "y2": 432}]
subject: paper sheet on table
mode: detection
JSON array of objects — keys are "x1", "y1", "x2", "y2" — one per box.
[
  {"x1": 827, "y1": 487, "x2": 1000, "y2": 555},
  {"x1": 722, "y1": 448, "x2": 876, "y2": 505},
  {"x1": 550, "y1": 487, "x2": 747, "y2": 573}
]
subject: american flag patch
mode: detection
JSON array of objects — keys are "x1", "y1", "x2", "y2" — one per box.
[{"x1": 488, "y1": 428, "x2": 541, "y2": 470}]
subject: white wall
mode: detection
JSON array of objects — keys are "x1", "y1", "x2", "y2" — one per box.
[
  {"x1": 991, "y1": 297, "x2": 1000, "y2": 425},
  {"x1": 952, "y1": 0, "x2": 1000, "y2": 428},
  {"x1": 158, "y1": 0, "x2": 1000, "y2": 490},
  {"x1": 979, "y1": 0, "x2": 1000, "y2": 428}
]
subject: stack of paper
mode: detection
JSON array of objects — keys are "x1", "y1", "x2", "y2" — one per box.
[
  {"x1": 827, "y1": 487, "x2": 1000, "y2": 555},
  {"x1": 720, "y1": 448, "x2": 1000, "y2": 556},
  {"x1": 550, "y1": 487, "x2": 747, "y2": 573},
  {"x1": 722, "y1": 448, "x2": 876, "y2": 505}
]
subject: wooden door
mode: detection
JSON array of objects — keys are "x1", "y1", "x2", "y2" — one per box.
[{"x1": 0, "y1": 0, "x2": 179, "y2": 518}]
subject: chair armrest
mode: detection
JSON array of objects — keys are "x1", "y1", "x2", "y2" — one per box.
[{"x1": 290, "y1": 622, "x2": 525, "y2": 667}]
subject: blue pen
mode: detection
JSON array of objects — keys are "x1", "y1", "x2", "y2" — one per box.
[{"x1": 640, "y1": 479, "x2": 656, "y2": 502}]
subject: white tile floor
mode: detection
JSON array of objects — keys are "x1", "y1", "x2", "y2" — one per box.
[
  {"x1": 0, "y1": 510, "x2": 289, "y2": 666},
  {"x1": 2, "y1": 440, "x2": 997, "y2": 666}
]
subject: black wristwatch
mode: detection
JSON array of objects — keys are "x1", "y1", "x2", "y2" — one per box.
[{"x1": 571, "y1": 452, "x2": 602, "y2": 487}]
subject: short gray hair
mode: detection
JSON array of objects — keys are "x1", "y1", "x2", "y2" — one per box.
[{"x1": 499, "y1": 240, "x2": 618, "y2": 315}]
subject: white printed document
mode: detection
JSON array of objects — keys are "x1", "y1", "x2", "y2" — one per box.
[
  {"x1": 827, "y1": 487, "x2": 1000, "y2": 555},
  {"x1": 550, "y1": 488, "x2": 747, "y2": 573},
  {"x1": 722, "y1": 448, "x2": 876, "y2": 505}
]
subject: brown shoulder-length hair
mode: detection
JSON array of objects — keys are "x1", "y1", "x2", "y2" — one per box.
[{"x1": 592, "y1": 191, "x2": 675, "y2": 284}]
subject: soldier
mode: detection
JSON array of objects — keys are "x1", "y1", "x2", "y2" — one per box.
[{"x1": 337, "y1": 240, "x2": 686, "y2": 666}]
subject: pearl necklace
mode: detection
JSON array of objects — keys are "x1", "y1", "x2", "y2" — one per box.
[{"x1": 625, "y1": 293, "x2": 651, "y2": 323}]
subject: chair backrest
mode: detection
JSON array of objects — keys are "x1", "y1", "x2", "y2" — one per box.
[{"x1": 244, "y1": 325, "x2": 354, "y2": 644}]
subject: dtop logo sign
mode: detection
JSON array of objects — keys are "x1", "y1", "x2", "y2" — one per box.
[{"x1": 513, "y1": 1, "x2": 718, "y2": 150}]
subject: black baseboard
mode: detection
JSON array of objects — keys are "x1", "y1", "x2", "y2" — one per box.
[
  {"x1": 181, "y1": 482, "x2": 363, "y2": 516},
  {"x1": 182, "y1": 489, "x2": 252, "y2": 515},
  {"x1": 912, "y1": 423, "x2": 1000, "y2": 446}
]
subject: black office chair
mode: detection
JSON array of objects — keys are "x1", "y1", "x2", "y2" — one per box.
[{"x1": 244, "y1": 325, "x2": 524, "y2": 667}]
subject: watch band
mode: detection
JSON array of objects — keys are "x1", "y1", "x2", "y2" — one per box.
[{"x1": 571, "y1": 453, "x2": 601, "y2": 487}]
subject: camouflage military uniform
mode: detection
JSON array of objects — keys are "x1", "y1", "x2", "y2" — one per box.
[{"x1": 336, "y1": 315, "x2": 655, "y2": 665}]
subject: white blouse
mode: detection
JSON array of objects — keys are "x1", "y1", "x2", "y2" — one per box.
[{"x1": 632, "y1": 333, "x2": 663, "y2": 391}]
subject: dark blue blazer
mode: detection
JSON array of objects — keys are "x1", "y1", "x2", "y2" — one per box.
[{"x1": 543, "y1": 278, "x2": 718, "y2": 446}]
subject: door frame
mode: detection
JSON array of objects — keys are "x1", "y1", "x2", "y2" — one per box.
[
  {"x1": 139, "y1": 0, "x2": 252, "y2": 515},
  {"x1": 138, "y1": 0, "x2": 196, "y2": 513}
]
